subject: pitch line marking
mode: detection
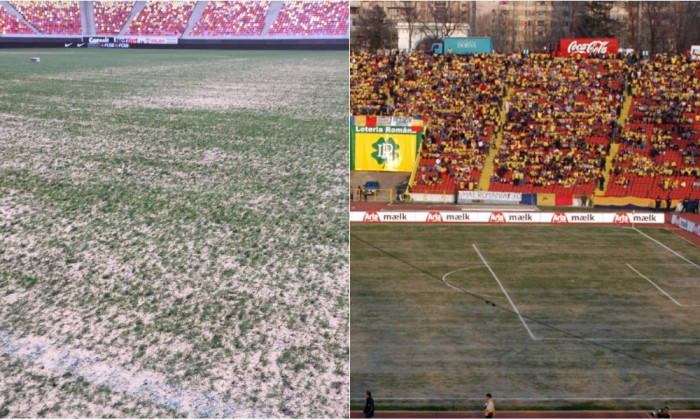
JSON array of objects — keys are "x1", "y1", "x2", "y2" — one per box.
[
  {"x1": 350, "y1": 397, "x2": 700, "y2": 401},
  {"x1": 627, "y1": 264, "x2": 700, "y2": 307},
  {"x1": 438, "y1": 252, "x2": 699, "y2": 342},
  {"x1": 441, "y1": 265, "x2": 487, "y2": 293},
  {"x1": 441, "y1": 266, "x2": 503, "y2": 302},
  {"x1": 537, "y1": 337, "x2": 700, "y2": 342},
  {"x1": 632, "y1": 227, "x2": 700, "y2": 270},
  {"x1": 472, "y1": 243, "x2": 537, "y2": 340}
]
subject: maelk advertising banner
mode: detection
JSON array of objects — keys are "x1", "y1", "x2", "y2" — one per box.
[
  {"x1": 559, "y1": 38, "x2": 619, "y2": 57},
  {"x1": 350, "y1": 211, "x2": 663, "y2": 224},
  {"x1": 351, "y1": 126, "x2": 421, "y2": 172}
]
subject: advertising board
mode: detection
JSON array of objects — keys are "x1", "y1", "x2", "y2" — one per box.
[
  {"x1": 443, "y1": 37, "x2": 493, "y2": 54},
  {"x1": 559, "y1": 38, "x2": 619, "y2": 57},
  {"x1": 350, "y1": 212, "x2": 664, "y2": 224},
  {"x1": 351, "y1": 126, "x2": 421, "y2": 172}
]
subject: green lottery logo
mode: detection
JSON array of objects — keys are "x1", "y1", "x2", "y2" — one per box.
[{"x1": 371, "y1": 137, "x2": 400, "y2": 167}]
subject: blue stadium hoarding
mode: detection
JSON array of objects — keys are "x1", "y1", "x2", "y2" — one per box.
[{"x1": 442, "y1": 37, "x2": 493, "y2": 54}]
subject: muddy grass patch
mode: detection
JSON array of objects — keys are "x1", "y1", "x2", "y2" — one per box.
[{"x1": 0, "y1": 49, "x2": 348, "y2": 418}]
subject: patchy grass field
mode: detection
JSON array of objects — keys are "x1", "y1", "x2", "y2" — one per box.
[
  {"x1": 0, "y1": 48, "x2": 348, "y2": 418},
  {"x1": 351, "y1": 225, "x2": 700, "y2": 412}
]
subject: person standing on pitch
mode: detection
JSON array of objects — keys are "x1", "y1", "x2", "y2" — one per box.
[
  {"x1": 363, "y1": 391, "x2": 375, "y2": 418},
  {"x1": 484, "y1": 393, "x2": 495, "y2": 418}
]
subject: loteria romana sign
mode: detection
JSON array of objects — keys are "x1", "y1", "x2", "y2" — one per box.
[
  {"x1": 351, "y1": 123, "x2": 422, "y2": 172},
  {"x1": 559, "y1": 38, "x2": 619, "y2": 57}
]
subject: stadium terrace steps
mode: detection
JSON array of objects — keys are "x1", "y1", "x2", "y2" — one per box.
[
  {"x1": 79, "y1": 1, "x2": 89, "y2": 35},
  {"x1": 0, "y1": 0, "x2": 37, "y2": 33},
  {"x1": 618, "y1": 94, "x2": 633, "y2": 127},
  {"x1": 182, "y1": 0, "x2": 207, "y2": 38},
  {"x1": 478, "y1": 88, "x2": 510, "y2": 191},
  {"x1": 600, "y1": 142, "x2": 619, "y2": 195},
  {"x1": 118, "y1": 0, "x2": 145, "y2": 36},
  {"x1": 83, "y1": 0, "x2": 95, "y2": 35},
  {"x1": 261, "y1": 1, "x2": 283, "y2": 36},
  {"x1": 477, "y1": 130, "x2": 499, "y2": 191},
  {"x1": 600, "y1": 95, "x2": 632, "y2": 196}
]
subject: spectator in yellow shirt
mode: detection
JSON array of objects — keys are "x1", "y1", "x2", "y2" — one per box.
[{"x1": 484, "y1": 393, "x2": 495, "y2": 418}]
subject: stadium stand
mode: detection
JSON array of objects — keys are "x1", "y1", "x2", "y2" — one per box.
[
  {"x1": 0, "y1": 4, "x2": 34, "y2": 34},
  {"x1": 351, "y1": 51, "x2": 506, "y2": 194},
  {"x1": 268, "y1": 0, "x2": 348, "y2": 36},
  {"x1": 125, "y1": 1, "x2": 195, "y2": 37},
  {"x1": 92, "y1": 1, "x2": 134, "y2": 36},
  {"x1": 353, "y1": 52, "x2": 699, "y2": 202},
  {"x1": 9, "y1": 1, "x2": 81, "y2": 35},
  {"x1": 188, "y1": 1, "x2": 269, "y2": 37},
  {"x1": 0, "y1": 1, "x2": 350, "y2": 39},
  {"x1": 491, "y1": 54, "x2": 625, "y2": 196},
  {"x1": 608, "y1": 56, "x2": 700, "y2": 200}
]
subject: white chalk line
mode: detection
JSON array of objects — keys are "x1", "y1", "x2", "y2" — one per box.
[
  {"x1": 536, "y1": 337, "x2": 700, "y2": 342},
  {"x1": 350, "y1": 397, "x2": 700, "y2": 401},
  {"x1": 0, "y1": 329, "x2": 256, "y2": 418},
  {"x1": 440, "y1": 251, "x2": 700, "y2": 342},
  {"x1": 632, "y1": 227, "x2": 700, "y2": 270},
  {"x1": 440, "y1": 265, "x2": 503, "y2": 301},
  {"x1": 627, "y1": 264, "x2": 700, "y2": 307},
  {"x1": 472, "y1": 244, "x2": 537, "y2": 340}
]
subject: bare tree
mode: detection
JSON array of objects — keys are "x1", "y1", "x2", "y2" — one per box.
[
  {"x1": 475, "y1": 10, "x2": 513, "y2": 53},
  {"x1": 549, "y1": 2, "x2": 575, "y2": 41},
  {"x1": 571, "y1": 2, "x2": 618, "y2": 38},
  {"x1": 641, "y1": 2, "x2": 670, "y2": 55},
  {"x1": 419, "y1": 1, "x2": 470, "y2": 45},
  {"x1": 396, "y1": 1, "x2": 419, "y2": 51},
  {"x1": 620, "y1": 1, "x2": 642, "y2": 52},
  {"x1": 351, "y1": 5, "x2": 397, "y2": 52},
  {"x1": 666, "y1": 2, "x2": 700, "y2": 54}
]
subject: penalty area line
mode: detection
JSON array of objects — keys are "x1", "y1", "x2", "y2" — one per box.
[
  {"x1": 627, "y1": 264, "x2": 700, "y2": 308},
  {"x1": 472, "y1": 243, "x2": 536, "y2": 340},
  {"x1": 631, "y1": 227, "x2": 700, "y2": 270},
  {"x1": 536, "y1": 337, "x2": 700, "y2": 342}
]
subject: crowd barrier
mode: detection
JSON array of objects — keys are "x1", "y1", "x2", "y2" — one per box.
[
  {"x1": 351, "y1": 211, "x2": 663, "y2": 224},
  {"x1": 412, "y1": 191, "x2": 578, "y2": 206},
  {"x1": 409, "y1": 191, "x2": 684, "y2": 210},
  {"x1": 593, "y1": 195, "x2": 680, "y2": 209},
  {"x1": 671, "y1": 214, "x2": 700, "y2": 237}
]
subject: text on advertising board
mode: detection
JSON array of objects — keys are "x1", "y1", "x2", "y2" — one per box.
[{"x1": 559, "y1": 38, "x2": 619, "y2": 57}]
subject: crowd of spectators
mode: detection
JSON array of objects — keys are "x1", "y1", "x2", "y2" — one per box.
[
  {"x1": 9, "y1": 1, "x2": 80, "y2": 35},
  {"x1": 189, "y1": 1, "x2": 269, "y2": 37},
  {"x1": 353, "y1": 50, "x2": 699, "y2": 200},
  {"x1": 491, "y1": 53, "x2": 624, "y2": 196},
  {"x1": 609, "y1": 55, "x2": 700, "y2": 200},
  {"x1": 268, "y1": 1, "x2": 348, "y2": 36},
  {"x1": 351, "y1": 51, "x2": 507, "y2": 194},
  {"x1": 125, "y1": 1, "x2": 195, "y2": 37},
  {"x1": 0, "y1": 4, "x2": 34, "y2": 34},
  {"x1": 93, "y1": 1, "x2": 134, "y2": 36}
]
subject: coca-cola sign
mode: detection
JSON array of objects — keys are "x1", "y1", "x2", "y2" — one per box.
[{"x1": 559, "y1": 38, "x2": 619, "y2": 57}]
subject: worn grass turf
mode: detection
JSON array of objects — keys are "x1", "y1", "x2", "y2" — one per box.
[
  {"x1": 0, "y1": 48, "x2": 348, "y2": 418},
  {"x1": 350, "y1": 225, "x2": 700, "y2": 411}
]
